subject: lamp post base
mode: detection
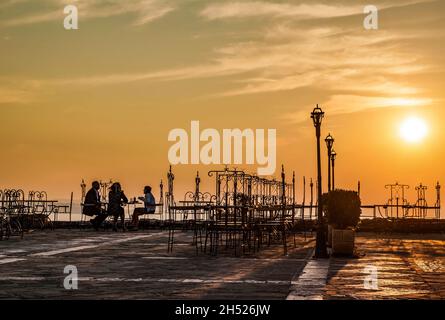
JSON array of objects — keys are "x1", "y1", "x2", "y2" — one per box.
[
  {"x1": 314, "y1": 249, "x2": 330, "y2": 259},
  {"x1": 314, "y1": 226, "x2": 329, "y2": 259}
]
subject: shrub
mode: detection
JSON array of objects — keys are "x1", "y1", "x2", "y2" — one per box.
[{"x1": 324, "y1": 189, "x2": 361, "y2": 229}]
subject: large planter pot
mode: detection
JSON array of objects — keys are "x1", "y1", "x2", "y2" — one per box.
[
  {"x1": 332, "y1": 228, "x2": 355, "y2": 256},
  {"x1": 327, "y1": 224, "x2": 334, "y2": 247}
]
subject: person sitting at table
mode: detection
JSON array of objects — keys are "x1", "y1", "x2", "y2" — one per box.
[
  {"x1": 131, "y1": 186, "x2": 156, "y2": 229},
  {"x1": 83, "y1": 181, "x2": 107, "y2": 230},
  {"x1": 108, "y1": 182, "x2": 128, "y2": 232}
]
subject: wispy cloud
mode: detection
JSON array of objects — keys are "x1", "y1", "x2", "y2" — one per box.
[
  {"x1": 0, "y1": 82, "x2": 38, "y2": 104},
  {"x1": 1, "y1": 0, "x2": 176, "y2": 27},
  {"x1": 200, "y1": 2, "x2": 361, "y2": 20},
  {"x1": 2, "y1": 0, "x2": 440, "y2": 120},
  {"x1": 15, "y1": 24, "x2": 434, "y2": 115},
  {"x1": 211, "y1": 28, "x2": 426, "y2": 96},
  {"x1": 282, "y1": 95, "x2": 434, "y2": 124},
  {"x1": 0, "y1": 0, "x2": 28, "y2": 10},
  {"x1": 199, "y1": 0, "x2": 433, "y2": 20}
]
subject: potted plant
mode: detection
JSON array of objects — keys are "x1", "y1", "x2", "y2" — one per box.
[{"x1": 325, "y1": 190, "x2": 361, "y2": 255}]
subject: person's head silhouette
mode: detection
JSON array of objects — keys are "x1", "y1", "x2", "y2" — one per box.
[{"x1": 111, "y1": 182, "x2": 122, "y2": 193}]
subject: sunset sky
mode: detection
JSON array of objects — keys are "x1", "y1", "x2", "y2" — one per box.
[{"x1": 0, "y1": 0, "x2": 444, "y2": 208}]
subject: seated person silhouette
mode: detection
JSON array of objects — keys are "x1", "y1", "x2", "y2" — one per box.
[
  {"x1": 108, "y1": 182, "x2": 128, "y2": 232},
  {"x1": 83, "y1": 181, "x2": 107, "y2": 230},
  {"x1": 131, "y1": 186, "x2": 156, "y2": 229}
]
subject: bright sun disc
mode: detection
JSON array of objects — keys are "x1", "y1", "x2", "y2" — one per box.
[{"x1": 399, "y1": 117, "x2": 428, "y2": 143}]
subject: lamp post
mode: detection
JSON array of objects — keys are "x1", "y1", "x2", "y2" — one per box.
[
  {"x1": 195, "y1": 171, "x2": 201, "y2": 202},
  {"x1": 311, "y1": 105, "x2": 328, "y2": 258},
  {"x1": 325, "y1": 134, "x2": 334, "y2": 192},
  {"x1": 331, "y1": 150, "x2": 337, "y2": 190},
  {"x1": 80, "y1": 179, "x2": 86, "y2": 203}
]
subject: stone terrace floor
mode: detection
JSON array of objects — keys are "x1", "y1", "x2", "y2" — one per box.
[{"x1": 0, "y1": 230, "x2": 444, "y2": 299}]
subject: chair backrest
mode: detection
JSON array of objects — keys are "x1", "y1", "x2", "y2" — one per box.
[{"x1": 28, "y1": 191, "x2": 47, "y2": 214}]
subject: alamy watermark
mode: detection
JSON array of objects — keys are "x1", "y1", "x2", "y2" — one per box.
[
  {"x1": 168, "y1": 121, "x2": 276, "y2": 176},
  {"x1": 364, "y1": 5, "x2": 379, "y2": 30},
  {"x1": 64, "y1": 5, "x2": 78, "y2": 30},
  {"x1": 363, "y1": 265, "x2": 379, "y2": 290},
  {"x1": 63, "y1": 265, "x2": 78, "y2": 290}
]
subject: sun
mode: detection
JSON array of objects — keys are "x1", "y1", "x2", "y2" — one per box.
[{"x1": 399, "y1": 117, "x2": 428, "y2": 143}]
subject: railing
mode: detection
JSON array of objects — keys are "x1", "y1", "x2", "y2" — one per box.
[{"x1": 361, "y1": 204, "x2": 441, "y2": 220}]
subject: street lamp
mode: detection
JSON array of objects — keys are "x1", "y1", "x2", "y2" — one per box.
[
  {"x1": 325, "y1": 133, "x2": 334, "y2": 192},
  {"x1": 331, "y1": 150, "x2": 337, "y2": 190},
  {"x1": 311, "y1": 105, "x2": 328, "y2": 258}
]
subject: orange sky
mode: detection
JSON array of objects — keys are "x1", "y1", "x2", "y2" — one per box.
[{"x1": 0, "y1": 0, "x2": 444, "y2": 209}]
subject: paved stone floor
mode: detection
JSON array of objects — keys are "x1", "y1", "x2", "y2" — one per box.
[
  {"x1": 0, "y1": 229, "x2": 314, "y2": 299},
  {"x1": 0, "y1": 230, "x2": 444, "y2": 299},
  {"x1": 324, "y1": 233, "x2": 445, "y2": 300}
]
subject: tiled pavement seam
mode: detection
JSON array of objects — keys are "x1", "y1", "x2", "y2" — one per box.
[{"x1": 286, "y1": 239, "x2": 331, "y2": 300}]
